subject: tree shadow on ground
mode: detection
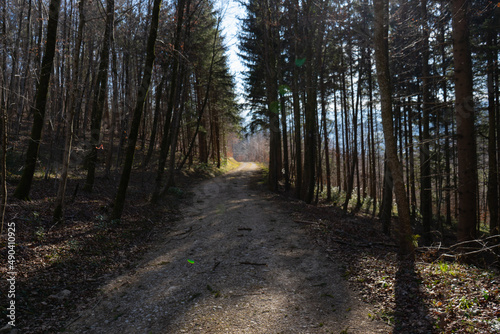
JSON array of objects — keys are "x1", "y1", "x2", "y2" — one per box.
[
  {"x1": 394, "y1": 257, "x2": 435, "y2": 333},
  {"x1": 61, "y1": 163, "x2": 390, "y2": 333}
]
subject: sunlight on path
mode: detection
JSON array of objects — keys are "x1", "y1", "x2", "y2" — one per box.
[{"x1": 66, "y1": 163, "x2": 389, "y2": 333}]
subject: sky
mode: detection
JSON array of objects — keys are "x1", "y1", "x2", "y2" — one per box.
[{"x1": 216, "y1": 0, "x2": 246, "y2": 101}]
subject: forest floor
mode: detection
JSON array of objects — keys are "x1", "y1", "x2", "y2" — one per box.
[{"x1": 1, "y1": 161, "x2": 499, "y2": 333}]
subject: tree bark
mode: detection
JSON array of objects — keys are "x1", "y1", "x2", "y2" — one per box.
[
  {"x1": 164, "y1": 65, "x2": 188, "y2": 191},
  {"x1": 280, "y1": 82, "x2": 290, "y2": 192},
  {"x1": 143, "y1": 76, "x2": 164, "y2": 168},
  {"x1": 334, "y1": 88, "x2": 342, "y2": 195},
  {"x1": 105, "y1": 41, "x2": 120, "y2": 176},
  {"x1": 419, "y1": 0, "x2": 432, "y2": 244},
  {"x1": 380, "y1": 159, "x2": 393, "y2": 235},
  {"x1": 291, "y1": 0, "x2": 302, "y2": 197},
  {"x1": 302, "y1": 0, "x2": 317, "y2": 203},
  {"x1": 451, "y1": 0, "x2": 478, "y2": 242},
  {"x1": 292, "y1": 60, "x2": 302, "y2": 197},
  {"x1": 368, "y1": 65, "x2": 377, "y2": 216},
  {"x1": 487, "y1": 28, "x2": 498, "y2": 235},
  {"x1": 320, "y1": 70, "x2": 331, "y2": 201},
  {"x1": 263, "y1": 0, "x2": 281, "y2": 193}
]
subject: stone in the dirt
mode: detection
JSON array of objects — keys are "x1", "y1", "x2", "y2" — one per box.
[{"x1": 49, "y1": 289, "x2": 71, "y2": 300}]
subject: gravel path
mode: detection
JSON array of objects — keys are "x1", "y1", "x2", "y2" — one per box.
[{"x1": 66, "y1": 162, "x2": 390, "y2": 333}]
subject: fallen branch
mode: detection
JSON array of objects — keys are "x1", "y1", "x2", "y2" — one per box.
[
  {"x1": 329, "y1": 238, "x2": 397, "y2": 248},
  {"x1": 440, "y1": 243, "x2": 500, "y2": 259},
  {"x1": 171, "y1": 226, "x2": 192, "y2": 237},
  {"x1": 417, "y1": 236, "x2": 500, "y2": 261},
  {"x1": 212, "y1": 261, "x2": 220, "y2": 271},
  {"x1": 239, "y1": 261, "x2": 267, "y2": 266},
  {"x1": 294, "y1": 219, "x2": 318, "y2": 225}
]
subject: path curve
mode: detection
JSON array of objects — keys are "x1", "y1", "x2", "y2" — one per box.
[{"x1": 67, "y1": 162, "x2": 390, "y2": 333}]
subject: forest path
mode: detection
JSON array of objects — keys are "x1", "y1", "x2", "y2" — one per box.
[{"x1": 66, "y1": 162, "x2": 390, "y2": 333}]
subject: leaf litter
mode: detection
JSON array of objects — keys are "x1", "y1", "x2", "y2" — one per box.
[{"x1": 288, "y1": 199, "x2": 500, "y2": 334}]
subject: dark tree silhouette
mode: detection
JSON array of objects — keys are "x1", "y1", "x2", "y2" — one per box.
[
  {"x1": 14, "y1": 0, "x2": 62, "y2": 200},
  {"x1": 111, "y1": 0, "x2": 162, "y2": 220}
]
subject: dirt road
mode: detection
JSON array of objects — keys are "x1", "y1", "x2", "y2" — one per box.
[{"x1": 66, "y1": 162, "x2": 390, "y2": 333}]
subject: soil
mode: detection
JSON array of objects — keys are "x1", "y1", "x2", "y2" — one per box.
[{"x1": 64, "y1": 162, "x2": 390, "y2": 333}]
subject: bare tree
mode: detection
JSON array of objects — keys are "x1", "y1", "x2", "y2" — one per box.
[
  {"x1": 13, "y1": 0, "x2": 62, "y2": 200},
  {"x1": 53, "y1": 0, "x2": 86, "y2": 222},
  {"x1": 83, "y1": 0, "x2": 115, "y2": 192},
  {"x1": 111, "y1": 0, "x2": 163, "y2": 220}
]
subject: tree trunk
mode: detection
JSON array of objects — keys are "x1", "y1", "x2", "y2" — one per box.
[
  {"x1": 151, "y1": 0, "x2": 186, "y2": 203},
  {"x1": 164, "y1": 66, "x2": 188, "y2": 191},
  {"x1": 105, "y1": 41, "x2": 120, "y2": 176},
  {"x1": 380, "y1": 159, "x2": 393, "y2": 235},
  {"x1": 487, "y1": 28, "x2": 498, "y2": 235},
  {"x1": 143, "y1": 76, "x2": 165, "y2": 168},
  {"x1": 420, "y1": 0, "x2": 432, "y2": 243},
  {"x1": 83, "y1": 0, "x2": 115, "y2": 192},
  {"x1": 368, "y1": 66, "x2": 377, "y2": 216},
  {"x1": 280, "y1": 90, "x2": 291, "y2": 192},
  {"x1": 263, "y1": 0, "x2": 281, "y2": 193},
  {"x1": 14, "y1": 0, "x2": 32, "y2": 137},
  {"x1": 301, "y1": 0, "x2": 316, "y2": 203},
  {"x1": 53, "y1": 0, "x2": 86, "y2": 222},
  {"x1": 451, "y1": 0, "x2": 478, "y2": 242},
  {"x1": 321, "y1": 75, "x2": 331, "y2": 201},
  {"x1": 334, "y1": 88, "x2": 342, "y2": 194},
  {"x1": 178, "y1": 19, "x2": 220, "y2": 171},
  {"x1": 13, "y1": 0, "x2": 61, "y2": 200},
  {"x1": 292, "y1": 62, "x2": 302, "y2": 197},
  {"x1": 374, "y1": 0, "x2": 414, "y2": 257},
  {"x1": 111, "y1": 0, "x2": 162, "y2": 220}
]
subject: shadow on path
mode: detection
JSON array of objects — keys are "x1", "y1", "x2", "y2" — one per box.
[
  {"x1": 65, "y1": 162, "x2": 390, "y2": 333},
  {"x1": 394, "y1": 258, "x2": 434, "y2": 333}
]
